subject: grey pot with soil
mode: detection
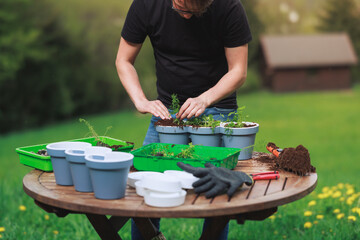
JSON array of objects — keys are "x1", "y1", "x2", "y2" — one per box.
[
  {"x1": 187, "y1": 126, "x2": 221, "y2": 147},
  {"x1": 220, "y1": 122, "x2": 259, "y2": 160},
  {"x1": 155, "y1": 119, "x2": 189, "y2": 145}
]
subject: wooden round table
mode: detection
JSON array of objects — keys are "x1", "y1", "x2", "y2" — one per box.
[{"x1": 23, "y1": 158, "x2": 317, "y2": 240}]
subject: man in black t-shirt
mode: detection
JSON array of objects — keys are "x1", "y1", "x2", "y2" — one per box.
[{"x1": 116, "y1": 0, "x2": 251, "y2": 239}]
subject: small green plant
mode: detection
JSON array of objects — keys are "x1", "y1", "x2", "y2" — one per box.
[
  {"x1": 169, "y1": 94, "x2": 183, "y2": 125},
  {"x1": 224, "y1": 106, "x2": 249, "y2": 135},
  {"x1": 79, "y1": 118, "x2": 112, "y2": 146},
  {"x1": 176, "y1": 143, "x2": 196, "y2": 159},
  {"x1": 151, "y1": 145, "x2": 175, "y2": 157},
  {"x1": 187, "y1": 114, "x2": 220, "y2": 133}
]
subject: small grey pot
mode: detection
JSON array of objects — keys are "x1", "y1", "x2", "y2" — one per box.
[
  {"x1": 85, "y1": 152, "x2": 133, "y2": 200},
  {"x1": 187, "y1": 126, "x2": 221, "y2": 147},
  {"x1": 155, "y1": 125, "x2": 190, "y2": 145},
  {"x1": 46, "y1": 142, "x2": 92, "y2": 186},
  {"x1": 220, "y1": 122, "x2": 259, "y2": 160},
  {"x1": 65, "y1": 146, "x2": 112, "y2": 192}
]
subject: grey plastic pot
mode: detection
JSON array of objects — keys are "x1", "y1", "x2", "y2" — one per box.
[
  {"x1": 220, "y1": 122, "x2": 259, "y2": 160},
  {"x1": 155, "y1": 125, "x2": 190, "y2": 145},
  {"x1": 46, "y1": 141, "x2": 92, "y2": 186},
  {"x1": 85, "y1": 152, "x2": 133, "y2": 200},
  {"x1": 187, "y1": 126, "x2": 221, "y2": 147},
  {"x1": 65, "y1": 146, "x2": 112, "y2": 192}
]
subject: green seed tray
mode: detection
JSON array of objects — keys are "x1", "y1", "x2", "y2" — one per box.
[
  {"x1": 16, "y1": 136, "x2": 134, "y2": 172},
  {"x1": 131, "y1": 143, "x2": 241, "y2": 172}
]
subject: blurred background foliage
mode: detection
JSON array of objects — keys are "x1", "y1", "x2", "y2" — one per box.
[{"x1": 0, "y1": 0, "x2": 360, "y2": 134}]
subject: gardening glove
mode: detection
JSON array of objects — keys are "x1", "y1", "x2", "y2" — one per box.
[{"x1": 177, "y1": 162, "x2": 253, "y2": 198}]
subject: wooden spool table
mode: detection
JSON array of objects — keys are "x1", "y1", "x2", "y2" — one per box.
[{"x1": 23, "y1": 157, "x2": 317, "y2": 240}]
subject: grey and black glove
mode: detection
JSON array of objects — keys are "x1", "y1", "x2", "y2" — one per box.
[{"x1": 177, "y1": 162, "x2": 253, "y2": 198}]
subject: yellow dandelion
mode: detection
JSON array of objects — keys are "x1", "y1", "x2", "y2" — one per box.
[
  {"x1": 304, "y1": 222, "x2": 312, "y2": 228},
  {"x1": 322, "y1": 186, "x2": 330, "y2": 193},
  {"x1": 19, "y1": 205, "x2": 26, "y2": 211},
  {"x1": 346, "y1": 198, "x2": 354, "y2": 205},
  {"x1": 345, "y1": 184, "x2": 353, "y2": 189},
  {"x1": 0, "y1": 234, "x2": 2, "y2": 238},
  {"x1": 337, "y1": 183, "x2": 344, "y2": 189},
  {"x1": 269, "y1": 215, "x2": 276, "y2": 220},
  {"x1": 274, "y1": 231, "x2": 278, "y2": 235},
  {"x1": 351, "y1": 207, "x2": 358, "y2": 213},
  {"x1": 333, "y1": 209, "x2": 340, "y2": 214},
  {"x1": 313, "y1": 220, "x2": 319, "y2": 225},
  {"x1": 304, "y1": 211, "x2": 313, "y2": 217},
  {"x1": 316, "y1": 215, "x2": 324, "y2": 220},
  {"x1": 347, "y1": 188, "x2": 355, "y2": 195},
  {"x1": 330, "y1": 229, "x2": 333, "y2": 232},
  {"x1": 282, "y1": 235, "x2": 287, "y2": 239},
  {"x1": 332, "y1": 191, "x2": 341, "y2": 198},
  {"x1": 308, "y1": 200, "x2": 316, "y2": 206},
  {"x1": 44, "y1": 215, "x2": 50, "y2": 220},
  {"x1": 327, "y1": 190, "x2": 334, "y2": 195},
  {"x1": 0, "y1": 227, "x2": 4, "y2": 233},
  {"x1": 337, "y1": 213, "x2": 345, "y2": 219},
  {"x1": 331, "y1": 186, "x2": 337, "y2": 191},
  {"x1": 348, "y1": 216, "x2": 356, "y2": 222},
  {"x1": 317, "y1": 193, "x2": 325, "y2": 199},
  {"x1": 339, "y1": 197, "x2": 345, "y2": 202},
  {"x1": 53, "y1": 230, "x2": 59, "y2": 235}
]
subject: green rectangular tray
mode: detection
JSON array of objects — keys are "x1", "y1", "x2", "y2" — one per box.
[
  {"x1": 16, "y1": 136, "x2": 134, "y2": 172},
  {"x1": 131, "y1": 143, "x2": 241, "y2": 172}
]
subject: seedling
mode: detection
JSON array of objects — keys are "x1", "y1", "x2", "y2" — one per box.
[
  {"x1": 169, "y1": 94, "x2": 182, "y2": 125},
  {"x1": 224, "y1": 106, "x2": 249, "y2": 135},
  {"x1": 176, "y1": 143, "x2": 196, "y2": 159},
  {"x1": 151, "y1": 145, "x2": 174, "y2": 157},
  {"x1": 187, "y1": 114, "x2": 220, "y2": 133}
]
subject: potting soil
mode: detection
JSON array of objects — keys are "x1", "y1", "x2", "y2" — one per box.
[
  {"x1": 154, "y1": 118, "x2": 186, "y2": 127},
  {"x1": 254, "y1": 143, "x2": 316, "y2": 176}
]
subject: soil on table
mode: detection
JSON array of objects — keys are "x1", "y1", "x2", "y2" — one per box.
[
  {"x1": 253, "y1": 142, "x2": 316, "y2": 176},
  {"x1": 154, "y1": 118, "x2": 186, "y2": 128}
]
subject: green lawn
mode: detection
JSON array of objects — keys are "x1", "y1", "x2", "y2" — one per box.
[{"x1": 0, "y1": 86, "x2": 359, "y2": 239}]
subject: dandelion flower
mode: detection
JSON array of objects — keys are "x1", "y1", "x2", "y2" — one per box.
[
  {"x1": 274, "y1": 231, "x2": 278, "y2": 235},
  {"x1": 0, "y1": 227, "x2": 4, "y2": 233},
  {"x1": 347, "y1": 188, "x2": 355, "y2": 195},
  {"x1": 313, "y1": 220, "x2": 319, "y2": 225},
  {"x1": 0, "y1": 234, "x2": 2, "y2": 238},
  {"x1": 282, "y1": 235, "x2": 287, "y2": 239},
  {"x1": 269, "y1": 215, "x2": 276, "y2": 220},
  {"x1": 322, "y1": 186, "x2": 330, "y2": 193},
  {"x1": 44, "y1": 215, "x2": 50, "y2": 220},
  {"x1": 316, "y1": 215, "x2": 324, "y2": 220},
  {"x1": 346, "y1": 198, "x2": 354, "y2": 205},
  {"x1": 304, "y1": 211, "x2": 313, "y2": 217},
  {"x1": 337, "y1": 183, "x2": 344, "y2": 189},
  {"x1": 337, "y1": 213, "x2": 345, "y2": 219},
  {"x1": 340, "y1": 197, "x2": 345, "y2": 202},
  {"x1": 348, "y1": 216, "x2": 356, "y2": 222},
  {"x1": 308, "y1": 200, "x2": 316, "y2": 206},
  {"x1": 333, "y1": 209, "x2": 340, "y2": 214},
  {"x1": 53, "y1": 230, "x2": 59, "y2": 235},
  {"x1": 332, "y1": 191, "x2": 341, "y2": 198},
  {"x1": 304, "y1": 222, "x2": 312, "y2": 228},
  {"x1": 19, "y1": 205, "x2": 26, "y2": 211}
]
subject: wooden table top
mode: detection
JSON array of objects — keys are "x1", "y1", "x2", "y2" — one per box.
[{"x1": 23, "y1": 158, "x2": 317, "y2": 218}]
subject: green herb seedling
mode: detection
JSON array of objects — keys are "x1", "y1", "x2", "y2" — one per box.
[{"x1": 79, "y1": 118, "x2": 112, "y2": 146}]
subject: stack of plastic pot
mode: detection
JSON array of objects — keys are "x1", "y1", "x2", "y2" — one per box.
[{"x1": 46, "y1": 142, "x2": 133, "y2": 200}]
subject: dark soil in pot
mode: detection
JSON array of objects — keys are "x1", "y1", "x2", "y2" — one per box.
[{"x1": 154, "y1": 118, "x2": 186, "y2": 127}]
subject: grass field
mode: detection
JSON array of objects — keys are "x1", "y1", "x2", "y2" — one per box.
[{"x1": 0, "y1": 86, "x2": 359, "y2": 239}]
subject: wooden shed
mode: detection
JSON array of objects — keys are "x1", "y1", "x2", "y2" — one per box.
[{"x1": 259, "y1": 33, "x2": 358, "y2": 92}]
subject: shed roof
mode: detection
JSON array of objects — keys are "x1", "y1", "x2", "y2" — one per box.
[{"x1": 260, "y1": 33, "x2": 358, "y2": 69}]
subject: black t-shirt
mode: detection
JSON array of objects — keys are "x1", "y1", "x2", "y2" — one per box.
[{"x1": 121, "y1": 0, "x2": 252, "y2": 108}]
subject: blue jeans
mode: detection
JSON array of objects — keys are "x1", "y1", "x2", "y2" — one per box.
[{"x1": 132, "y1": 107, "x2": 236, "y2": 240}]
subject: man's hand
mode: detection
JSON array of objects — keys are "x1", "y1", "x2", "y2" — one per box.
[
  {"x1": 176, "y1": 96, "x2": 209, "y2": 120},
  {"x1": 135, "y1": 99, "x2": 171, "y2": 119},
  {"x1": 177, "y1": 162, "x2": 253, "y2": 198}
]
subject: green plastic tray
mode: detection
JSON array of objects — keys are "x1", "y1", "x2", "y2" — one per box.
[
  {"x1": 131, "y1": 143, "x2": 241, "y2": 172},
  {"x1": 16, "y1": 136, "x2": 134, "y2": 172}
]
